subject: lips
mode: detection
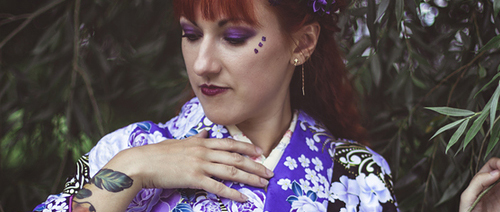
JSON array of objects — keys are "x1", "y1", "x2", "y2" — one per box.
[{"x1": 200, "y1": 84, "x2": 228, "y2": 96}]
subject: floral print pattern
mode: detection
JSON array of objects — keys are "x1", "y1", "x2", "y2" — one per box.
[{"x1": 34, "y1": 98, "x2": 398, "y2": 212}]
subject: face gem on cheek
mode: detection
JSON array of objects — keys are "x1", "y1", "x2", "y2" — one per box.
[
  {"x1": 258, "y1": 42, "x2": 263, "y2": 47},
  {"x1": 262, "y1": 36, "x2": 266, "y2": 42},
  {"x1": 254, "y1": 48, "x2": 259, "y2": 54}
]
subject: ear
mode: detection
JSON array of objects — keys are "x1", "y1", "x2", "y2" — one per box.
[{"x1": 290, "y1": 22, "x2": 321, "y2": 65}]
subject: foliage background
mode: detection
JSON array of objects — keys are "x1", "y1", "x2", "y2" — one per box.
[{"x1": 1, "y1": 0, "x2": 500, "y2": 211}]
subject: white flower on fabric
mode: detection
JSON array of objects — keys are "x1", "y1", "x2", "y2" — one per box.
[
  {"x1": 312, "y1": 157, "x2": 324, "y2": 172},
  {"x1": 299, "y1": 154, "x2": 310, "y2": 168},
  {"x1": 290, "y1": 196, "x2": 327, "y2": 212},
  {"x1": 277, "y1": 178, "x2": 292, "y2": 190},
  {"x1": 211, "y1": 124, "x2": 228, "y2": 139},
  {"x1": 284, "y1": 156, "x2": 298, "y2": 170},
  {"x1": 329, "y1": 175, "x2": 360, "y2": 210},
  {"x1": 366, "y1": 147, "x2": 392, "y2": 175},
  {"x1": 162, "y1": 98, "x2": 204, "y2": 138},
  {"x1": 299, "y1": 179, "x2": 311, "y2": 192},
  {"x1": 310, "y1": 183, "x2": 324, "y2": 194},
  {"x1": 229, "y1": 188, "x2": 265, "y2": 212},
  {"x1": 305, "y1": 168, "x2": 319, "y2": 183},
  {"x1": 306, "y1": 138, "x2": 318, "y2": 152},
  {"x1": 356, "y1": 173, "x2": 392, "y2": 206}
]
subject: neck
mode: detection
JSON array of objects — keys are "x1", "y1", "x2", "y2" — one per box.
[{"x1": 236, "y1": 101, "x2": 292, "y2": 157}]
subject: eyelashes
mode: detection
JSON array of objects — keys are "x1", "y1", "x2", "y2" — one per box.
[{"x1": 181, "y1": 27, "x2": 256, "y2": 45}]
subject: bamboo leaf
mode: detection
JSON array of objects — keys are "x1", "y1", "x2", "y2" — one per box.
[
  {"x1": 463, "y1": 111, "x2": 488, "y2": 150},
  {"x1": 495, "y1": 0, "x2": 500, "y2": 18},
  {"x1": 490, "y1": 83, "x2": 500, "y2": 130},
  {"x1": 395, "y1": 0, "x2": 404, "y2": 27},
  {"x1": 486, "y1": 120, "x2": 500, "y2": 159},
  {"x1": 474, "y1": 74, "x2": 500, "y2": 99},
  {"x1": 435, "y1": 171, "x2": 470, "y2": 206},
  {"x1": 479, "y1": 34, "x2": 500, "y2": 52},
  {"x1": 446, "y1": 118, "x2": 469, "y2": 153},
  {"x1": 370, "y1": 53, "x2": 382, "y2": 87},
  {"x1": 426, "y1": 107, "x2": 475, "y2": 117},
  {"x1": 430, "y1": 119, "x2": 465, "y2": 140},
  {"x1": 375, "y1": 0, "x2": 390, "y2": 23}
]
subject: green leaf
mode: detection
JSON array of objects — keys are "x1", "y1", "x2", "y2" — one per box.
[
  {"x1": 479, "y1": 34, "x2": 500, "y2": 52},
  {"x1": 446, "y1": 118, "x2": 469, "y2": 153},
  {"x1": 435, "y1": 171, "x2": 470, "y2": 206},
  {"x1": 495, "y1": 0, "x2": 500, "y2": 18},
  {"x1": 395, "y1": 0, "x2": 404, "y2": 27},
  {"x1": 430, "y1": 119, "x2": 465, "y2": 140},
  {"x1": 486, "y1": 121, "x2": 500, "y2": 159},
  {"x1": 474, "y1": 74, "x2": 500, "y2": 99},
  {"x1": 370, "y1": 53, "x2": 382, "y2": 87},
  {"x1": 426, "y1": 107, "x2": 475, "y2": 117},
  {"x1": 490, "y1": 83, "x2": 500, "y2": 130},
  {"x1": 479, "y1": 65, "x2": 487, "y2": 78},
  {"x1": 463, "y1": 111, "x2": 488, "y2": 150},
  {"x1": 375, "y1": 0, "x2": 390, "y2": 23},
  {"x1": 91, "y1": 169, "x2": 133, "y2": 192}
]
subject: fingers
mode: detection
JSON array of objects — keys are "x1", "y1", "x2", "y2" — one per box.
[
  {"x1": 460, "y1": 169, "x2": 500, "y2": 212},
  {"x1": 196, "y1": 177, "x2": 249, "y2": 202},
  {"x1": 204, "y1": 162, "x2": 270, "y2": 188},
  {"x1": 204, "y1": 150, "x2": 273, "y2": 179},
  {"x1": 202, "y1": 137, "x2": 264, "y2": 158},
  {"x1": 478, "y1": 157, "x2": 500, "y2": 174}
]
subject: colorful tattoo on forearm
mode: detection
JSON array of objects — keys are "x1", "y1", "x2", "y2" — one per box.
[{"x1": 73, "y1": 168, "x2": 134, "y2": 211}]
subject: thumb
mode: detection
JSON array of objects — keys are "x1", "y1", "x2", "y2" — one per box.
[{"x1": 460, "y1": 170, "x2": 500, "y2": 211}]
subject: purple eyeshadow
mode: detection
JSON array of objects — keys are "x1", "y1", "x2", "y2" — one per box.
[{"x1": 224, "y1": 27, "x2": 257, "y2": 39}]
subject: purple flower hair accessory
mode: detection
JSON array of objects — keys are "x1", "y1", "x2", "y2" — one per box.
[{"x1": 267, "y1": 0, "x2": 337, "y2": 14}]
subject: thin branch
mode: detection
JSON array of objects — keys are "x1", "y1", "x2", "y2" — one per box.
[
  {"x1": 418, "y1": 51, "x2": 485, "y2": 107},
  {"x1": 467, "y1": 178, "x2": 500, "y2": 212},
  {"x1": 0, "y1": 0, "x2": 65, "y2": 49},
  {"x1": 0, "y1": 14, "x2": 31, "y2": 27},
  {"x1": 52, "y1": 0, "x2": 81, "y2": 192}
]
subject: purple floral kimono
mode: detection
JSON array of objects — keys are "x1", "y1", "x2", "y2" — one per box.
[{"x1": 34, "y1": 98, "x2": 398, "y2": 212}]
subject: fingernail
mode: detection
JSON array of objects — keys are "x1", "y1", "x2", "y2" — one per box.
[
  {"x1": 256, "y1": 146, "x2": 263, "y2": 155},
  {"x1": 266, "y1": 168, "x2": 274, "y2": 177},
  {"x1": 260, "y1": 178, "x2": 269, "y2": 186},
  {"x1": 241, "y1": 193, "x2": 249, "y2": 202},
  {"x1": 491, "y1": 170, "x2": 499, "y2": 176}
]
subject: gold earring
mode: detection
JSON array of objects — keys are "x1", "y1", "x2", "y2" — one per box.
[
  {"x1": 293, "y1": 58, "x2": 299, "y2": 66},
  {"x1": 302, "y1": 64, "x2": 305, "y2": 96}
]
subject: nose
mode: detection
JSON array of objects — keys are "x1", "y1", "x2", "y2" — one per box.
[{"x1": 193, "y1": 38, "x2": 221, "y2": 76}]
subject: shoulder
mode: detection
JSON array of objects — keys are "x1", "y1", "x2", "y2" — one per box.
[{"x1": 328, "y1": 141, "x2": 398, "y2": 211}]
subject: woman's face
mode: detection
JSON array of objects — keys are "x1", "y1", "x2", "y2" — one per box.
[{"x1": 181, "y1": 0, "x2": 296, "y2": 126}]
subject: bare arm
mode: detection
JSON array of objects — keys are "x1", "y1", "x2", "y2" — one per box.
[{"x1": 72, "y1": 130, "x2": 274, "y2": 211}]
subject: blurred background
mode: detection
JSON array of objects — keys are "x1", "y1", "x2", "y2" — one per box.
[{"x1": 1, "y1": 0, "x2": 500, "y2": 211}]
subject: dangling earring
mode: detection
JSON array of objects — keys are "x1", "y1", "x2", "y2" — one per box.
[
  {"x1": 293, "y1": 58, "x2": 305, "y2": 96},
  {"x1": 301, "y1": 64, "x2": 305, "y2": 96}
]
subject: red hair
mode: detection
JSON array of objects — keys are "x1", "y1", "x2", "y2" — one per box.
[{"x1": 173, "y1": 0, "x2": 368, "y2": 144}]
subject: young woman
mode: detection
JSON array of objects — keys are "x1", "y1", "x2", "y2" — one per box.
[{"x1": 34, "y1": 0, "x2": 398, "y2": 211}]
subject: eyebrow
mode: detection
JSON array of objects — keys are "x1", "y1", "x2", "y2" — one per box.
[{"x1": 181, "y1": 18, "x2": 249, "y2": 29}]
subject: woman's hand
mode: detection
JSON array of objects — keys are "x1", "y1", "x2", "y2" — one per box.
[
  {"x1": 115, "y1": 130, "x2": 274, "y2": 202},
  {"x1": 460, "y1": 157, "x2": 500, "y2": 212}
]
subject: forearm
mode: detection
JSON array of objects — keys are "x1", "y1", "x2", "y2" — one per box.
[{"x1": 73, "y1": 149, "x2": 143, "y2": 212}]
